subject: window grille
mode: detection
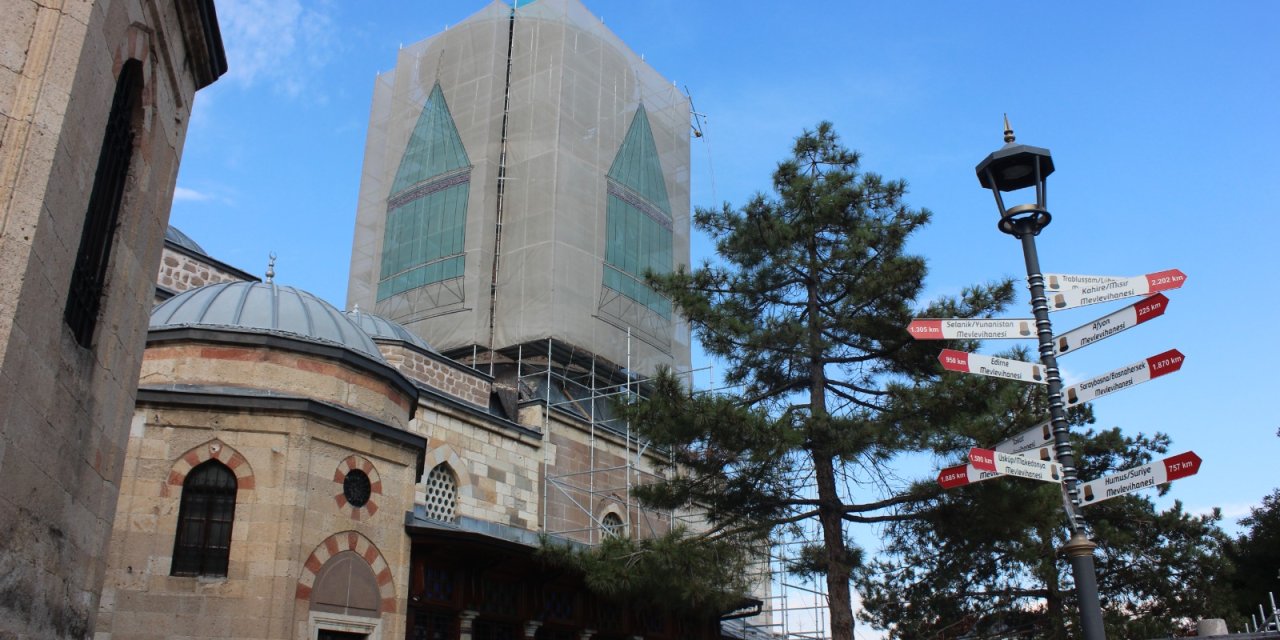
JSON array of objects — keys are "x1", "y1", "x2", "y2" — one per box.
[
  {"x1": 171, "y1": 460, "x2": 237, "y2": 576},
  {"x1": 423, "y1": 464, "x2": 457, "y2": 522},
  {"x1": 343, "y1": 468, "x2": 372, "y2": 507},
  {"x1": 601, "y1": 512, "x2": 624, "y2": 539},
  {"x1": 65, "y1": 60, "x2": 142, "y2": 347}
]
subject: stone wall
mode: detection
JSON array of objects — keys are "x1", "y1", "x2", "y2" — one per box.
[
  {"x1": 0, "y1": 1, "x2": 222, "y2": 637},
  {"x1": 379, "y1": 343, "x2": 492, "y2": 408},
  {"x1": 410, "y1": 403, "x2": 542, "y2": 531},
  {"x1": 139, "y1": 339, "x2": 417, "y2": 430},
  {"x1": 407, "y1": 388, "x2": 677, "y2": 545},
  {"x1": 156, "y1": 247, "x2": 252, "y2": 296},
  {"x1": 96, "y1": 404, "x2": 421, "y2": 640}
]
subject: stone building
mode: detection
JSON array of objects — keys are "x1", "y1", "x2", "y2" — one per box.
[
  {"x1": 0, "y1": 0, "x2": 225, "y2": 637},
  {"x1": 95, "y1": 234, "x2": 732, "y2": 639},
  {"x1": 82, "y1": 1, "x2": 770, "y2": 638},
  {"x1": 97, "y1": 280, "x2": 426, "y2": 639}
]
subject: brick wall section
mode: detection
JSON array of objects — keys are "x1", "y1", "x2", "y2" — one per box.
[
  {"x1": 379, "y1": 343, "x2": 491, "y2": 407},
  {"x1": 0, "y1": 1, "x2": 221, "y2": 637},
  {"x1": 156, "y1": 247, "x2": 251, "y2": 296}
]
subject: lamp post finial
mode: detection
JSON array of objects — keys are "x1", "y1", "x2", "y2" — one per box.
[{"x1": 1003, "y1": 114, "x2": 1016, "y2": 144}]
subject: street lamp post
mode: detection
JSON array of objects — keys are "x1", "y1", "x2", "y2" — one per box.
[{"x1": 975, "y1": 117, "x2": 1107, "y2": 640}]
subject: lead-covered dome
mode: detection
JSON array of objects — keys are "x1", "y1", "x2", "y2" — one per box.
[
  {"x1": 151, "y1": 281, "x2": 382, "y2": 359},
  {"x1": 345, "y1": 309, "x2": 438, "y2": 354}
]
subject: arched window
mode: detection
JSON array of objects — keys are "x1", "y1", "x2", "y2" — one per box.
[
  {"x1": 171, "y1": 459, "x2": 237, "y2": 576},
  {"x1": 601, "y1": 512, "x2": 624, "y2": 539},
  {"x1": 422, "y1": 463, "x2": 457, "y2": 523}
]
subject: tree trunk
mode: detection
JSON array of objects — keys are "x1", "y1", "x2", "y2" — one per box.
[
  {"x1": 806, "y1": 235, "x2": 854, "y2": 640},
  {"x1": 815, "y1": 452, "x2": 855, "y2": 640}
]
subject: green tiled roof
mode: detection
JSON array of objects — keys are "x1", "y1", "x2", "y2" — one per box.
[
  {"x1": 391, "y1": 83, "x2": 470, "y2": 196},
  {"x1": 607, "y1": 105, "x2": 670, "y2": 216}
]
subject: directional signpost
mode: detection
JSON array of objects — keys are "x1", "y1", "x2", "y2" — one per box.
[
  {"x1": 1054, "y1": 294, "x2": 1169, "y2": 356},
  {"x1": 1045, "y1": 269, "x2": 1186, "y2": 312},
  {"x1": 908, "y1": 318, "x2": 1036, "y2": 340},
  {"x1": 1077, "y1": 451, "x2": 1202, "y2": 506},
  {"x1": 969, "y1": 447, "x2": 1063, "y2": 483},
  {"x1": 966, "y1": 132, "x2": 1192, "y2": 640},
  {"x1": 939, "y1": 349, "x2": 1046, "y2": 384},
  {"x1": 1063, "y1": 349, "x2": 1185, "y2": 408}
]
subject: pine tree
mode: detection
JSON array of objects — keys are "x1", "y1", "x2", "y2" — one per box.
[
  {"x1": 858, "y1": 391, "x2": 1239, "y2": 639},
  {"x1": 624, "y1": 122, "x2": 1015, "y2": 640},
  {"x1": 1226, "y1": 434, "x2": 1280, "y2": 628}
]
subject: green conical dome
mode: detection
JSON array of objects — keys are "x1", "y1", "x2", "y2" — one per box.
[
  {"x1": 608, "y1": 105, "x2": 670, "y2": 216},
  {"x1": 391, "y1": 83, "x2": 470, "y2": 196}
]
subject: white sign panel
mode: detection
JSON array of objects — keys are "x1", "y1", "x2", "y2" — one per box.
[
  {"x1": 939, "y1": 349, "x2": 1047, "y2": 384},
  {"x1": 969, "y1": 448, "x2": 1064, "y2": 484},
  {"x1": 908, "y1": 318, "x2": 1036, "y2": 340},
  {"x1": 1044, "y1": 269, "x2": 1186, "y2": 312},
  {"x1": 994, "y1": 419, "x2": 1056, "y2": 458},
  {"x1": 1078, "y1": 452, "x2": 1202, "y2": 505},
  {"x1": 1063, "y1": 349, "x2": 1184, "y2": 407},
  {"x1": 1054, "y1": 294, "x2": 1168, "y2": 355}
]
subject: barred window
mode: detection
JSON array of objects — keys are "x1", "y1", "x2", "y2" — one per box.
[
  {"x1": 422, "y1": 463, "x2": 457, "y2": 522},
  {"x1": 65, "y1": 60, "x2": 142, "y2": 347},
  {"x1": 171, "y1": 460, "x2": 237, "y2": 576}
]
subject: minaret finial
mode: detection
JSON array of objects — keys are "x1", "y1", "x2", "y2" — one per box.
[
  {"x1": 1003, "y1": 114, "x2": 1016, "y2": 144},
  {"x1": 265, "y1": 252, "x2": 277, "y2": 283}
]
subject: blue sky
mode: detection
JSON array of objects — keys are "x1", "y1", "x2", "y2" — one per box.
[{"x1": 173, "y1": 0, "x2": 1279, "y2": 546}]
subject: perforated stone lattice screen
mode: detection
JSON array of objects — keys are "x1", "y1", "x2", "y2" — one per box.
[
  {"x1": 423, "y1": 464, "x2": 457, "y2": 522},
  {"x1": 601, "y1": 512, "x2": 624, "y2": 539}
]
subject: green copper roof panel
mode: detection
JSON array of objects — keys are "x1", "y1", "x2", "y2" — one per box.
[
  {"x1": 377, "y1": 181, "x2": 468, "y2": 300},
  {"x1": 603, "y1": 194, "x2": 672, "y2": 319},
  {"x1": 607, "y1": 105, "x2": 671, "y2": 216},
  {"x1": 391, "y1": 83, "x2": 470, "y2": 196}
]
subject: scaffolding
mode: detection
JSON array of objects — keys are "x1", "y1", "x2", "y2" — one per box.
[
  {"x1": 480, "y1": 336, "x2": 829, "y2": 640},
  {"x1": 503, "y1": 335, "x2": 691, "y2": 544}
]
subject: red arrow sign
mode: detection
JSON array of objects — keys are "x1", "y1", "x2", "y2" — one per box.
[
  {"x1": 938, "y1": 463, "x2": 1003, "y2": 489},
  {"x1": 1163, "y1": 451, "x2": 1202, "y2": 481},
  {"x1": 1146, "y1": 269, "x2": 1188, "y2": 293},
  {"x1": 939, "y1": 349, "x2": 970, "y2": 371},
  {"x1": 1133, "y1": 294, "x2": 1169, "y2": 323},
  {"x1": 1146, "y1": 348, "x2": 1186, "y2": 378}
]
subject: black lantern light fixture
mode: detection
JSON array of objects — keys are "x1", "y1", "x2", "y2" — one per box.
[{"x1": 975, "y1": 116, "x2": 1055, "y2": 236}]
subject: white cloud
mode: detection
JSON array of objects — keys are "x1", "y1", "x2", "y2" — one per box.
[
  {"x1": 173, "y1": 186, "x2": 212, "y2": 202},
  {"x1": 215, "y1": 0, "x2": 337, "y2": 96}
]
